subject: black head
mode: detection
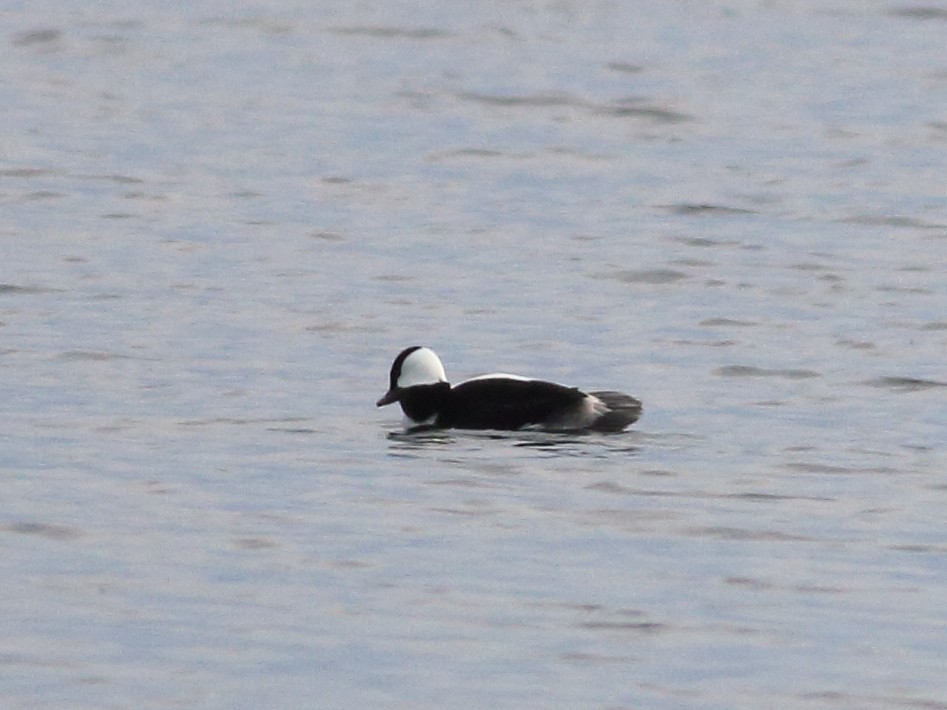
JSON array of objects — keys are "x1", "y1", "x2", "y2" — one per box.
[{"x1": 376, "y1": 346, "x2": 447, "y2": 407}]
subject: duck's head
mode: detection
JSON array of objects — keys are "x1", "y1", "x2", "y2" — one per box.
[{"x1": 376, "y1": 346, "x2": 448, "y2": 407}]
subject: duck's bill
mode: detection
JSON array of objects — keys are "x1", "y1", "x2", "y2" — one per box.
[{"x1": 376, "y1": 389, "x2": 399, "y2": 407}]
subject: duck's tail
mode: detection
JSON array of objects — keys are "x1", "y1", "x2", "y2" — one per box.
[{"x1": 589, "y1": 391, "x2": 643, "y2": 432}]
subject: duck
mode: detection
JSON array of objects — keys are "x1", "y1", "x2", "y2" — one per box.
[{"x1": 377, "y1": 346, "x2": 642, "y2": 432}]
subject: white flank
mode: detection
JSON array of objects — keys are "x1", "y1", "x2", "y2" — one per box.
[{"x1": 543, "y1": 393, "x2": 607, "y2": 431}]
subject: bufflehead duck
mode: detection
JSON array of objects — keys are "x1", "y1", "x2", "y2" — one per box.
[{"x1": 377, "y1": 346, "x2": 642, "y2": 432}]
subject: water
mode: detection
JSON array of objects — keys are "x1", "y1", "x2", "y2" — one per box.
[{"x1": 2, "y1": 1, "x2": 946, "y2": 708}]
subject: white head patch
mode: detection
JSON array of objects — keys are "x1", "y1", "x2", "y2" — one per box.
[{"x1": 398, "y1": 347, "x2": 448, "y2": 388}]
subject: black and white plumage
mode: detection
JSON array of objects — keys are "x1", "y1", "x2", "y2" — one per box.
[{"x1": 376, "y1": 346, "x2": 642, "y2": 432}]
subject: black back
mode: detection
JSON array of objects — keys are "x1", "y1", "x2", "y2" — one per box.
[{"x1": 438, "y1": 378, "x2": 586, "y2": 430}]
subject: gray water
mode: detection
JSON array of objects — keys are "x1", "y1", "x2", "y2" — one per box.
[{"x1": 2, "y1": 2, "x2": 946, "y2": 708}]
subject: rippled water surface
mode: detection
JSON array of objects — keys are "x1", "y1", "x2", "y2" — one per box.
[{"x1": 2, "y1": 1, "x2": 946, "y2": 708}]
